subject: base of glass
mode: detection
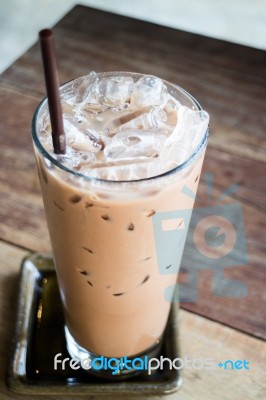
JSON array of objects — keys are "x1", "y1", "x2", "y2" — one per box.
[{"x1": 65, "y1": 326, "x2": 163, "y2": 379}]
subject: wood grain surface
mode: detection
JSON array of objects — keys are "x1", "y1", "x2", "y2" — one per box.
[
  {"x1": 0, "y1": 7, "x2": 265, "y2": 399},
  {"x1": 0, "y1": 241, "x2": 265, "y2": 400},
  {"x1": 0, "y1": 6, "x2": 265, "y2": 341}
]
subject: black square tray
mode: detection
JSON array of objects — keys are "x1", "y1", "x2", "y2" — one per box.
[{"x1": 7, "y1": 253, "x2": 182, "y2": 396}]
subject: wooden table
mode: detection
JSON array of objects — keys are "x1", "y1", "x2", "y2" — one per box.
[{"x1": 0, "y1": 5, "x2": 265, "y2": 399}]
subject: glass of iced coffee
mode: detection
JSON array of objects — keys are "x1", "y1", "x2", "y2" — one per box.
[{"x1": 32, "y1": 71, "x2": 209, "y2": 378}]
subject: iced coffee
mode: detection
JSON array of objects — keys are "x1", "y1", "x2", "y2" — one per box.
[{"x1": 32, "y1": 72, "x2": 209, "y2": 373}]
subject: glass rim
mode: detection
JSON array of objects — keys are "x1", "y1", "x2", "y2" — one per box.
[{"x1": 32, "y1": 72, "x2": 209, "y2": 184}]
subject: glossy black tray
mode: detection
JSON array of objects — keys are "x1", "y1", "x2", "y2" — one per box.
[{"x1": 7, "y1": 253, "x2": 181, "y2": 396}]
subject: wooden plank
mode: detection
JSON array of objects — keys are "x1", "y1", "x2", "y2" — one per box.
[
  {"x1": 180, "y1": 181, "x2": 266, "y2": 340},
  {"x1": 0, "y1": 242, "x2": 28, "y2": 400},
  {"x1": 178, "y1": 310, "x2": 266, "y2": 400},
  {"x1": 0, "y1": 240, "x2": 265, "y2": 400},
  {"x1": 202, "y1": 147, "x2": 266, "y2": 212},
  {"x1": 0, "y1": 6, "x2": 265, "y2": 162},
  {"x1": 0, "y1": 88, "x2": 51, "y2": 252}
]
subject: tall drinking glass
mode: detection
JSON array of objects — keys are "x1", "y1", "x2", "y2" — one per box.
[{"x1": 32, "y1": 72, "x2": 209, "y2": 378}]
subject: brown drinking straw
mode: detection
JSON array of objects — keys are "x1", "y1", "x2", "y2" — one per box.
[{"x1": 39, "y1": 29, "x2": 66, "y2": 154}]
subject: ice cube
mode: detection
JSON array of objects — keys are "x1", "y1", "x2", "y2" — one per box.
[
  {"x1": 163, "y1": 97, "x2": 180, "y2": 126},
  {"x1": 110, "y1": 106, "x2": 151, "y2": 129},
  {"x1": 132, "y1": 75, "x2": 167, "y2": 107},
  {"x1": 150, "y1": 106, "x2": 167, "y2": 128},
  {"x1": 160, "y1": 106, "x2": 209, "y2": 169},
  {"x1": 190, "y1": 110, "x2": 209, "y2": 148},
  {"x1": 63, "y1": 116, "x2": 105, "y2": 152},
  {"x1": 96, "y1": 76, "x2": 134, "y2": 107},
  {"x1": 56, "y1": 149, "x2": 97, "y2": 171},
  {"x1": 164, "y1": 107, "x2": 192, "y2": 147},
  {"x1": 81, "y1": 103, "x2": 107, "y2": 116},
  {"x1": 108, "y1": 105, "x2": 167, "y2": 134},
  {"x1": 104, "y1": 130, "x2": 165, "y2": 160},
  {"x1": 38, "y1": 109, "x2": 50, "y2": 134},
  {"x1": 71, "y1": 71, "x2": 99, "y2": 104}
]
